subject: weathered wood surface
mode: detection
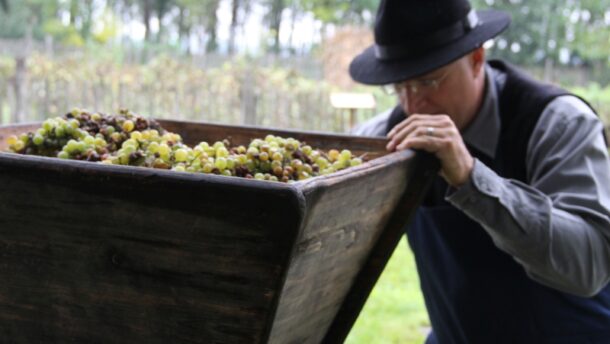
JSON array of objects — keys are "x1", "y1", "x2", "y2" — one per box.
[
  {"x1": 0, "y1": 120, "x2": 437, "y2": 343},
  {"x1": 0, "y1": 154, "x2": 303, "y2": 343},
  {"x1": 268, "y1": 152, "x2": 414, "y2": 343},
  {"x1": 323, "y1": 153, "x2": 440, "y2": 343}
]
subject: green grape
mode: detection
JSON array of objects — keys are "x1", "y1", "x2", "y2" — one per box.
[
  {"x1": 66, "y1": 140, "x2": 79, "y2": 153},
  {"x1": 42, "y1": 120, "x2": 53, "y2": 132},
  {"x1": 271, "y1": 152, "x2": 282, "y2": 161},
  {"x1": 235, "y1": 145, "x2": 246, "y2": 154},
  {"x1": 33, "y1": 134, "x2": 44, "y2": 146},
  {"x1": 6, "y1": 135, "x2": 18, "y2": 146},
  {"x1": 328, "y1": 149, "x2": 340, "y2": 162},
  {"x1": 175, "y1": 148, "x2": 188, "y2": 162},
  {"x1": 216, "y1": 147, "x2": 229, "y2": 158},
  {"x1": 236, "y1": 154, "x2": 248, "y2": 164},
  {"x1": 215, "y1": 157, "x2": 227, "y2": 170},
  {"x1": 340, "y1": 149, "x2": 352, "y2": 161},
  {"x1": 12, "y1": 140, "x2": 25, "y2": 152},
  {"x1": 131, "y1": 131, "x2": 142, "y2": 141},
  {"x1": 148, "y1": 141, "x2": 160, "y2": 153},
  {"x1": 202, "y1": 163, "x2": 214, "y2": 173},
  {"x1": 226, "y1": 157, "x2": 236, "y2": 169},
  {"x1": 316, "y1": 157, "x2": 329, "y2": 169},
  {"x1": 84, "y1": 136, "x2": 96, "y2": 145},
  {"x1": 123, "y1": 120, "x2": 135, "y2": 133},
  {"x1": 247, "y1": 147, "x2": 259, "y2": 157},
  {"x1": 55, "y1": 126, "x2": 65, "y2": 138},
  {"x1": 350, "y1": 158, "x2": 363, "y2": 166}
]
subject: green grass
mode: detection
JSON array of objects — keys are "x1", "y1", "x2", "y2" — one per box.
[{"x1": 346, "y1": 238, "x2": 430, "y2": 344}]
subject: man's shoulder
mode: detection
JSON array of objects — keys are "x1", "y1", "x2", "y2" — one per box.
[
  {"x1": 543, "y1": 95, "x2": 600, "y2": 126},
  {"x1": 351, "y1": 108, "x2": 393, "y2": 137}
]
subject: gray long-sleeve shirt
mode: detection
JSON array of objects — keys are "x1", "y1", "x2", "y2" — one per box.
[{"x1": 353, "y1": 64, "x2": 610, "y2": 297}]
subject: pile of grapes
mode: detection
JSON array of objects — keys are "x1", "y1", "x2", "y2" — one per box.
[{"x1": 5, "y1": 109, "x2": 363, "y2": 182}]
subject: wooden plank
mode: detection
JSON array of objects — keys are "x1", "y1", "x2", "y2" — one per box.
[
  {"x1": 323, "y1": 152, "x2": 440, "y2": 343},
  {"x1": 0, "y1": 153, "x2": 304, "y2": 343},
  {"x1": 268, "y1": 150, "x2": 416, "y2": 343}
]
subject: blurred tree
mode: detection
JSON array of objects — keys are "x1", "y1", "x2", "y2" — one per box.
[
  {"x1": 154, "y1": 0, "x2": 175, "y2": 43},
  {"x1": 472, "y1": 0, "x2": 610, "y2": 81},
  {"x1": 265, "y1": 0, "x2": 285, "y2": 53}
]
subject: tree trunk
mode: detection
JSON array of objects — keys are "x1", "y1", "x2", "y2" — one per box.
[
  {"x1": 69, "y1": 0, "x2": 78, "y2": 25},
  {"x1": 80, "y1": 0, "x2": 94, "y2": 40},
  {"x1": 12, "y1": 57, "x2": 27, "y2": 123},
  {"x1": 142, "y1": 0, "x2": 152, "y2": 42},
  {"x1": 269, "y1": 0, "x2": 284, "y2": 54},
  {"x1": 241, "y1": 70, "x2": 257, "y2": 125},
  {"x1": 228, "y1": 0, "x2": 241, "y2": 54},
  {"x1": 205, "y1": 1, "x2": 221, "y2": 53}
]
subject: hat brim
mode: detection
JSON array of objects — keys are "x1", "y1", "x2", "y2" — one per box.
[{"x1": 349, "y1": 10, "x2": 511, "y2": 85}]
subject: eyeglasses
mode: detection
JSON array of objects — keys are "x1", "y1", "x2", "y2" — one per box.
[{"x1": 383, "y1": 67, "x2": 453, "y2": 95}]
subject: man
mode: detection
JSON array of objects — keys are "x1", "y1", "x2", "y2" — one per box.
[{"x1": 349, "y1": 0, "x2": 610, "y2": 343}]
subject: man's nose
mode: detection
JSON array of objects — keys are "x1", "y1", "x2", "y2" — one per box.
[{"x1": 404, "y1": 88, "x2": 426, "y2": 113}]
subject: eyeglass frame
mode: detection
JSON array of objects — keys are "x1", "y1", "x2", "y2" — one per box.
[{"x1": 382, "y1": 67, "x2": 453, "y2": 96}]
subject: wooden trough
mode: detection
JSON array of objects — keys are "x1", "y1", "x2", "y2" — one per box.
[{"x1": 0, "y1": 119, "x2": 438, "y2": 343}]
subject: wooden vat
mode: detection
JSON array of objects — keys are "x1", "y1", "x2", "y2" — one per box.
[{"x1": 0, "y1": 119, "x2": 437, "y2": 343}]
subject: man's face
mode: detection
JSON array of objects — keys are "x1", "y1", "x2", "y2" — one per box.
[{"x1": 395, "y1": 51, "x2": 484, "y2": 130}]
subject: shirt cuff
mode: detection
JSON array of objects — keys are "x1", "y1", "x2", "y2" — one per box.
[{"x1": 446, "y1": 158, "x2": 503, "y2": 207}]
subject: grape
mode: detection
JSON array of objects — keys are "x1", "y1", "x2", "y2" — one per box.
[
  {"x1": 122, "y1": 120, "x2": 135, "y2": 133},
  {"x1": 328, "y1": 149, "x2": 340, "y2": 162},
  {"x1": 33, "y1": 135, "x2": 44, "y2": 146},
  {"x1": 340, "y1": 149, "x2": 352, "y2": 161},
  {"x1": 175, "y1": 149, "x2": 188, "y2": 162},
  {"x1": 4, "y1": 108, "x2": 367, "y2": 182},
  {"x1": 6, "y1": 135, "x2": 18, "y2": 146},
  {"x1": 215, "y1": 157, "x2": 227, "y2": 170}
]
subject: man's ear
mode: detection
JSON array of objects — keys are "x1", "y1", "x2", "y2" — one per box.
[{"x1": 471, "y1": 47, "x2": 486, "y2": 78}]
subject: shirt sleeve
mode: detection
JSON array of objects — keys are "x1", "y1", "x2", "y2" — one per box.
[
  {"x1": 350, "y1": 108, "x2": 393, "y2": 137},
  {"x1": 446, "y1": 95, "x2": 610, "y2": 297}
]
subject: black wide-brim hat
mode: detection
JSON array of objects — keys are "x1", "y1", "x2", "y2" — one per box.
[{"x1": 350, "y1": 0, "x2": 511, "y2": 85}]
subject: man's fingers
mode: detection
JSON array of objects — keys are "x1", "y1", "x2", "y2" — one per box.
[
  {"x1": 387, "y1": 114, "x2": 441, "y2": 137},
  {"x1": 394, "y1": 128, "x2": 450, "y2": 151}
]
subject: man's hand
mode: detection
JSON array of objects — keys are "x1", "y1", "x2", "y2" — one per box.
[{"x1": 386, "y1": 114, "x2": 474, "y2": 187}]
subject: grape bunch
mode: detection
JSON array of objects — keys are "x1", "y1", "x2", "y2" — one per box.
[
  {"x1": 5, "y1": 109, "x2": 364, "y2": 183},
  {"x1": 7, "y1": 108, "x2": 165, "y2": 162}
]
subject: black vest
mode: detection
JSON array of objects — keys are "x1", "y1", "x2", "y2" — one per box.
[{"x1": 391, "y1": 60, "x2": 610, "y2": 343}]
